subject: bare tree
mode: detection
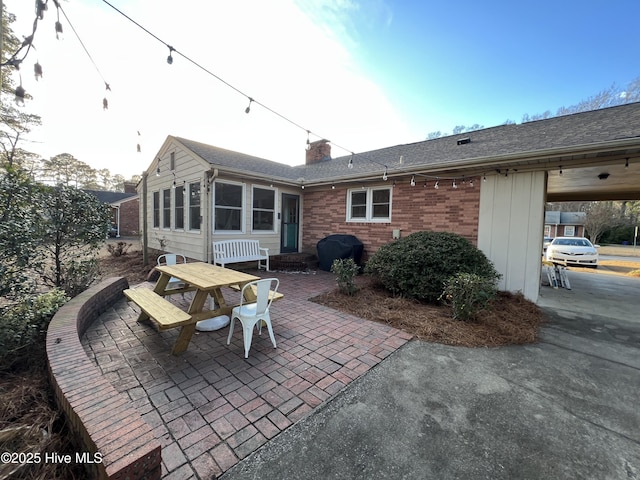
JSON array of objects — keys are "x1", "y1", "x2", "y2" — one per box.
[{"x1": 583, "y1": 202, "x2": 624, "y2": 245}]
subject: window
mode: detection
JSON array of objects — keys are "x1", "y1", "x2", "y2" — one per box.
[
  {"x1": 544, "y1": 225, "x2": 551, "y2": 237},
  {"x1": 564, "y1": 225, "x2": 575, "y2": 236},
  {"x1": 170, "y1": 152, "x2": 175, "y2": 171},
  {"x1": 214, "y1": 181, "x2": 243, "y2": 231},
  {"x1": 347, "y1": 187, "x2": 391, "y2": 222},
  {"x1": 189, "y1": 182, "x2": 201, "y2": 231},
  {"x1": 175, "y1": 185, "x2": 184, "y2": 229},
  {"x1": 152, "y1": 191, "x2": 160, "y2": 228},
  {"x1": 252, "y1": 187, "x2": 275, "y2": 231},
  {"x1": 162, "y1": 189, "x2": 171, "y2": 228}
]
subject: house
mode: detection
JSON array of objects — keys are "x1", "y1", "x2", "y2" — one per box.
[
  {"x1": 139, "y1": 102, "x2": 640, "y2": 302},
  {"x1": 544, "y1": 211, "x2": 586, "y2": 238},
  {"x1": 85, "y1": 183, "x2": 139, "y2": 237}
]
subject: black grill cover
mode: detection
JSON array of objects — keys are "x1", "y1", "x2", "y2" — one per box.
[{"x1": 316, "y1": 234, "x2": 364, "y2": 271}]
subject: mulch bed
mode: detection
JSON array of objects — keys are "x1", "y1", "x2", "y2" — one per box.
[{"x1": 310, "y1": 277, "x2": 546, "y2": 347}]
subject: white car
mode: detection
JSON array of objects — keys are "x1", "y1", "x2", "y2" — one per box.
[{"x1": 545, "y1": 237, "x2": 598, "y2": 268}]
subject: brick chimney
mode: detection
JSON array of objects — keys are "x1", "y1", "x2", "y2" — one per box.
[
  {"x1": 306, "y1": 139, "x2": 331, "y2": 165},
  {"x1": 123, "y1": 181, "x2": 137, "y2": 193}
]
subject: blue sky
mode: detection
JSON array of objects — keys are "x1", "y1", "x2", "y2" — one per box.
[{"x1": 4, "y1": 0, "x2": 639, "y2": 178}]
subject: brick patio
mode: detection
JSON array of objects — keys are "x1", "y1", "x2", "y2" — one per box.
[{"x1": 82, "y1": 269, "x2": 411, "y2": 479}]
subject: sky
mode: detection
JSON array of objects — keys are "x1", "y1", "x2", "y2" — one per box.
[{"x1": 3, "y1": 0, "x2": 640, "y2": 180}]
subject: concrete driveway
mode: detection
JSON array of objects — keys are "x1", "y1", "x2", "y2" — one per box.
[{"x1": 222, "y1": 271, "x2": 640, "y2": 479}]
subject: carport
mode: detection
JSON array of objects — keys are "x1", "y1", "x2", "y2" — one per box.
[{"x1": 475, "y1": 103, "x2": 640, "y2": 302}]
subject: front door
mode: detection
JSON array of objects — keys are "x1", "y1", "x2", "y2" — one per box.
[{"x1": 280, "y1": 194, "x2": 299, "y2": 253}]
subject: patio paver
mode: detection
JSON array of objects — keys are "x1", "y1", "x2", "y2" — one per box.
[{"x1": 82, "y1": 269, "x2": 411, "y2": 478}]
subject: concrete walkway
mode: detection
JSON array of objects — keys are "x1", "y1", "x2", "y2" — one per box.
[{"x1": 221, "y1": 270, "x2": 640, "y2": 479}]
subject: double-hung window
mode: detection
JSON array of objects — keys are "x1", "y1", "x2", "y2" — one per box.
[
  {"x1": 162, "y1": 189, "x2": 171, "y2": 228},
  {"x1": 188, "y1": 182, "x2": 201, "y2": 231},
  {"x1": 252, "y1": 187, "x2": 275, "y2": 232},
  {"x1": 152, "y1": 191, "x2": 160, "y2": 228},
  {"x1": 564, "y1": 225, "x2": 575, "y2": 236},
  {"x1": 214, "y1": 181, "x2": 243, "y2": 232},
  {"x1": 347, "y1": 187, "x2": 391, "y2": 222},
  {"x1": 174, "y1": 185, "x2": 184, "y2": 230}
]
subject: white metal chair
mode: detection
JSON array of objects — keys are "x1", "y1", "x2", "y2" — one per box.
[
  {"x1": 227, "y1": 278, "x2": 279, "y2": 358},
  {"x1": 157, "y1": 253, "x2": 187, "y2": 290}
]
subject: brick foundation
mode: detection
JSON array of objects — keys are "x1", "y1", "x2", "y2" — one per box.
[{"x1": 46, "y1": 277, "x2": 161, "y2": 480}]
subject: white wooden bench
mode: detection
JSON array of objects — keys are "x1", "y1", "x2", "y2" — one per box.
[
  {"x1": 123, "y1": 288, "x2": 193, "y2": 330},
  {"x1": 213, "y1": 239, "x2": 270, "y2": 271}
]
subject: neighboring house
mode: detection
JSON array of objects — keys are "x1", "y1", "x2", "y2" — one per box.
[
  {"x1": 139, "y1": 102, "x2": 640, "y2": 302},
  {"x1": 544, "y1": 211, "x2": 586, "y2": 238},
  {"x1": 85, "y1": 183, "x2": 139, "y2": 237}
]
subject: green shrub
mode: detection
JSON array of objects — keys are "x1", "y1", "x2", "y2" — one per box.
[
  {"x1": 61, "y1": 258, "x2": 100, "y2": 297},
  {"x1": 365, "y1": 231, "x2": 499, "y2": 302},
  {"x1": 440, "y1": 272, "x2": 498, "y2": 321},
  {"x1": 107, "y1": 241, "x2": 132, "y2": 257},
  {"x1": 331, "y1": 258, "x2": 360, "y2": 295},
  {"x1": 0, "y1": 289, "x2": 69, "y2": 368}
]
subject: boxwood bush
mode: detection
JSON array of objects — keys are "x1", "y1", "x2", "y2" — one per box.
[{"x1": 365, "y1": 231, "x2": 499, "y2": 302}]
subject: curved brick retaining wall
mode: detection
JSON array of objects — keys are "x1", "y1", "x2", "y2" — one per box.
[{"x1": 46, "y1": 277, "x2": 161, "y2": 480}]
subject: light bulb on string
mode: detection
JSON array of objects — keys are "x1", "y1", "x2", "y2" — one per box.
[
  {"x1": 410, "y1": 175, "x2": 416, "y2": 187},
  {"x1": 245, "y1": 97, "x2": 253, "y2": 114},
  {"x1": 34, "y1": 61, "x2": 43, "y2": 80},
  {"x1": 382, "y1": 167, "x2": 388, "y2": 181},
  {"x1": 331, "y1": 184, "x2": 335, "y2": 189},
  {"x1": 348, "y1": 154, "x2": 354, "y2": 169},
  {"x1": 625, "y1": 158, "x2": 629, "y2": 169},
  {"x1": 434, "y1": 178, "x2": 439, "y2": 189},
  {"x1": 483, "y1": 173, "x2": 487, "y2": 182},
  {"x1": 452, "y1": 179, "x2": 457, "y2": 189},
  {"x1": 559, "y1": 166, "x2": 563, "y2": 176},
  {"x1": 167, "y1": 45, "x2": 175, "y2": 64},
  {"x1": 470, "y1": 178, "x2": 474, "y2": 187},
  {"x1": 306, "y1": 130, "x2": 311, "y2": 151}
]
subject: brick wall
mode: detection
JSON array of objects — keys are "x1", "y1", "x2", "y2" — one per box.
[
  {"x1": 119, "y1": 198, "x2": 140, "y2": 236},
  {"x1": 302, "y1": 180, "x2": 480, "y2": 259},
  {"x1": 47, "y1": 277, "x2": 161, "y2": 480}
]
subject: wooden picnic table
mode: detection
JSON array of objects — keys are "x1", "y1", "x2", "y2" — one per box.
[{"x1": 124, "y1": 263, "x2": 260, "y2": 355}]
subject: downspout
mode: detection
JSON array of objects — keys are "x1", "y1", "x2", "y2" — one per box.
[
  {"x1": 205, "y1": 168, "x2": 218, "y2": 263},
  {"x1": 142, "y1": 171, "x2": 149, "y2": 266},
  {"x1": 115, "y1": 205, "x2": 121, "y2": 238}
]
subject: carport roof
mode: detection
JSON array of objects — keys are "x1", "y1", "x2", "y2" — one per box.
[{"x1": 175, "y1": 102, "x2": 640, "y2": 196}]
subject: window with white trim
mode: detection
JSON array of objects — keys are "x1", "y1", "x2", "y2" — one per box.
[
  {"x1": 162, "y1": 188, "x2": 171, "y2": 228},
  {"x1": 152, "y1": 191, "x2": 160, "y2": 228},
  {"x1": 214, "y1": 181, "x2": 243, "y2": 232},
  {"x1": 544, "y1": 225, "x2": 551, "y2": 237},
  {"x1": 188, "y1": 182, "x2": 201, "y2": 231},
  {"x1": 252, "y1": 187, "x2": 276, "y2": 232},
  {"x1": 564, "y1": 225, "x2": 575, "y2": 236},
  {"x1": 347, "y1": 187, "x2": 391, "y2": 222},
  {"x1": 174, "y1": 185, "x2": 184, "y2": 230}
]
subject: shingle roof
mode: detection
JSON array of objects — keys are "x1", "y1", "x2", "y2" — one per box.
[
  {"x1": 177, "y1": 102, "x2": 640, "y2": 185},
  {"x1": 84, "y1": 190, "x2": 137, "y2": 204}
]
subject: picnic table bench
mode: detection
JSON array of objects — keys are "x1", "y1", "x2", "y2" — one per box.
[
  {"x1": 123, "y1": 287, "x2": 193, "y2": 329},
  {"x1": 213, "y1": 239, "x2": 270, "y2": 271}
]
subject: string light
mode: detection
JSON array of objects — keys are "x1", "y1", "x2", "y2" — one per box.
[
  {"x1": 483, "y1": 173, "x2": 487, "y2": 182},
  {"x1": 559, "y1": 166, "x2": 563, "y2": 176},
  {"x1": 452, "y1": 179, "x2": 457, "y2": 189},
  {"x1": 410, "y1": 175, "x2": 416, "y2": 187},
  {"x1": 167, "y1": 45, "x2": 175, "y2": 64},
  {"x1": 625, "y1": 158, "x2": 629, "y2": 168},
  {"x1": 306, "y1": 130, "x2": 311, "y2": 151},
  {"x1": 348, "y1": 154, "x2": 354, "y2": 169},
  {"x1": 34, "y1": 62, "x2": 43, "y2": 80},
  {"x1": 245, "y1": 97, "x2": 253, "y2": 114},
  {"x1": 331, "y1": 184, "x2": 335, "y2": 189},
  {"x1": 470, "y1": 178, "x2": 474, "y2": 187},
  {"x1": 434, "y1": 178, "x2": 439, "y2": 189},
  {"x1": 382, "y1": 167, "x2": 388, "y2": 181}
]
